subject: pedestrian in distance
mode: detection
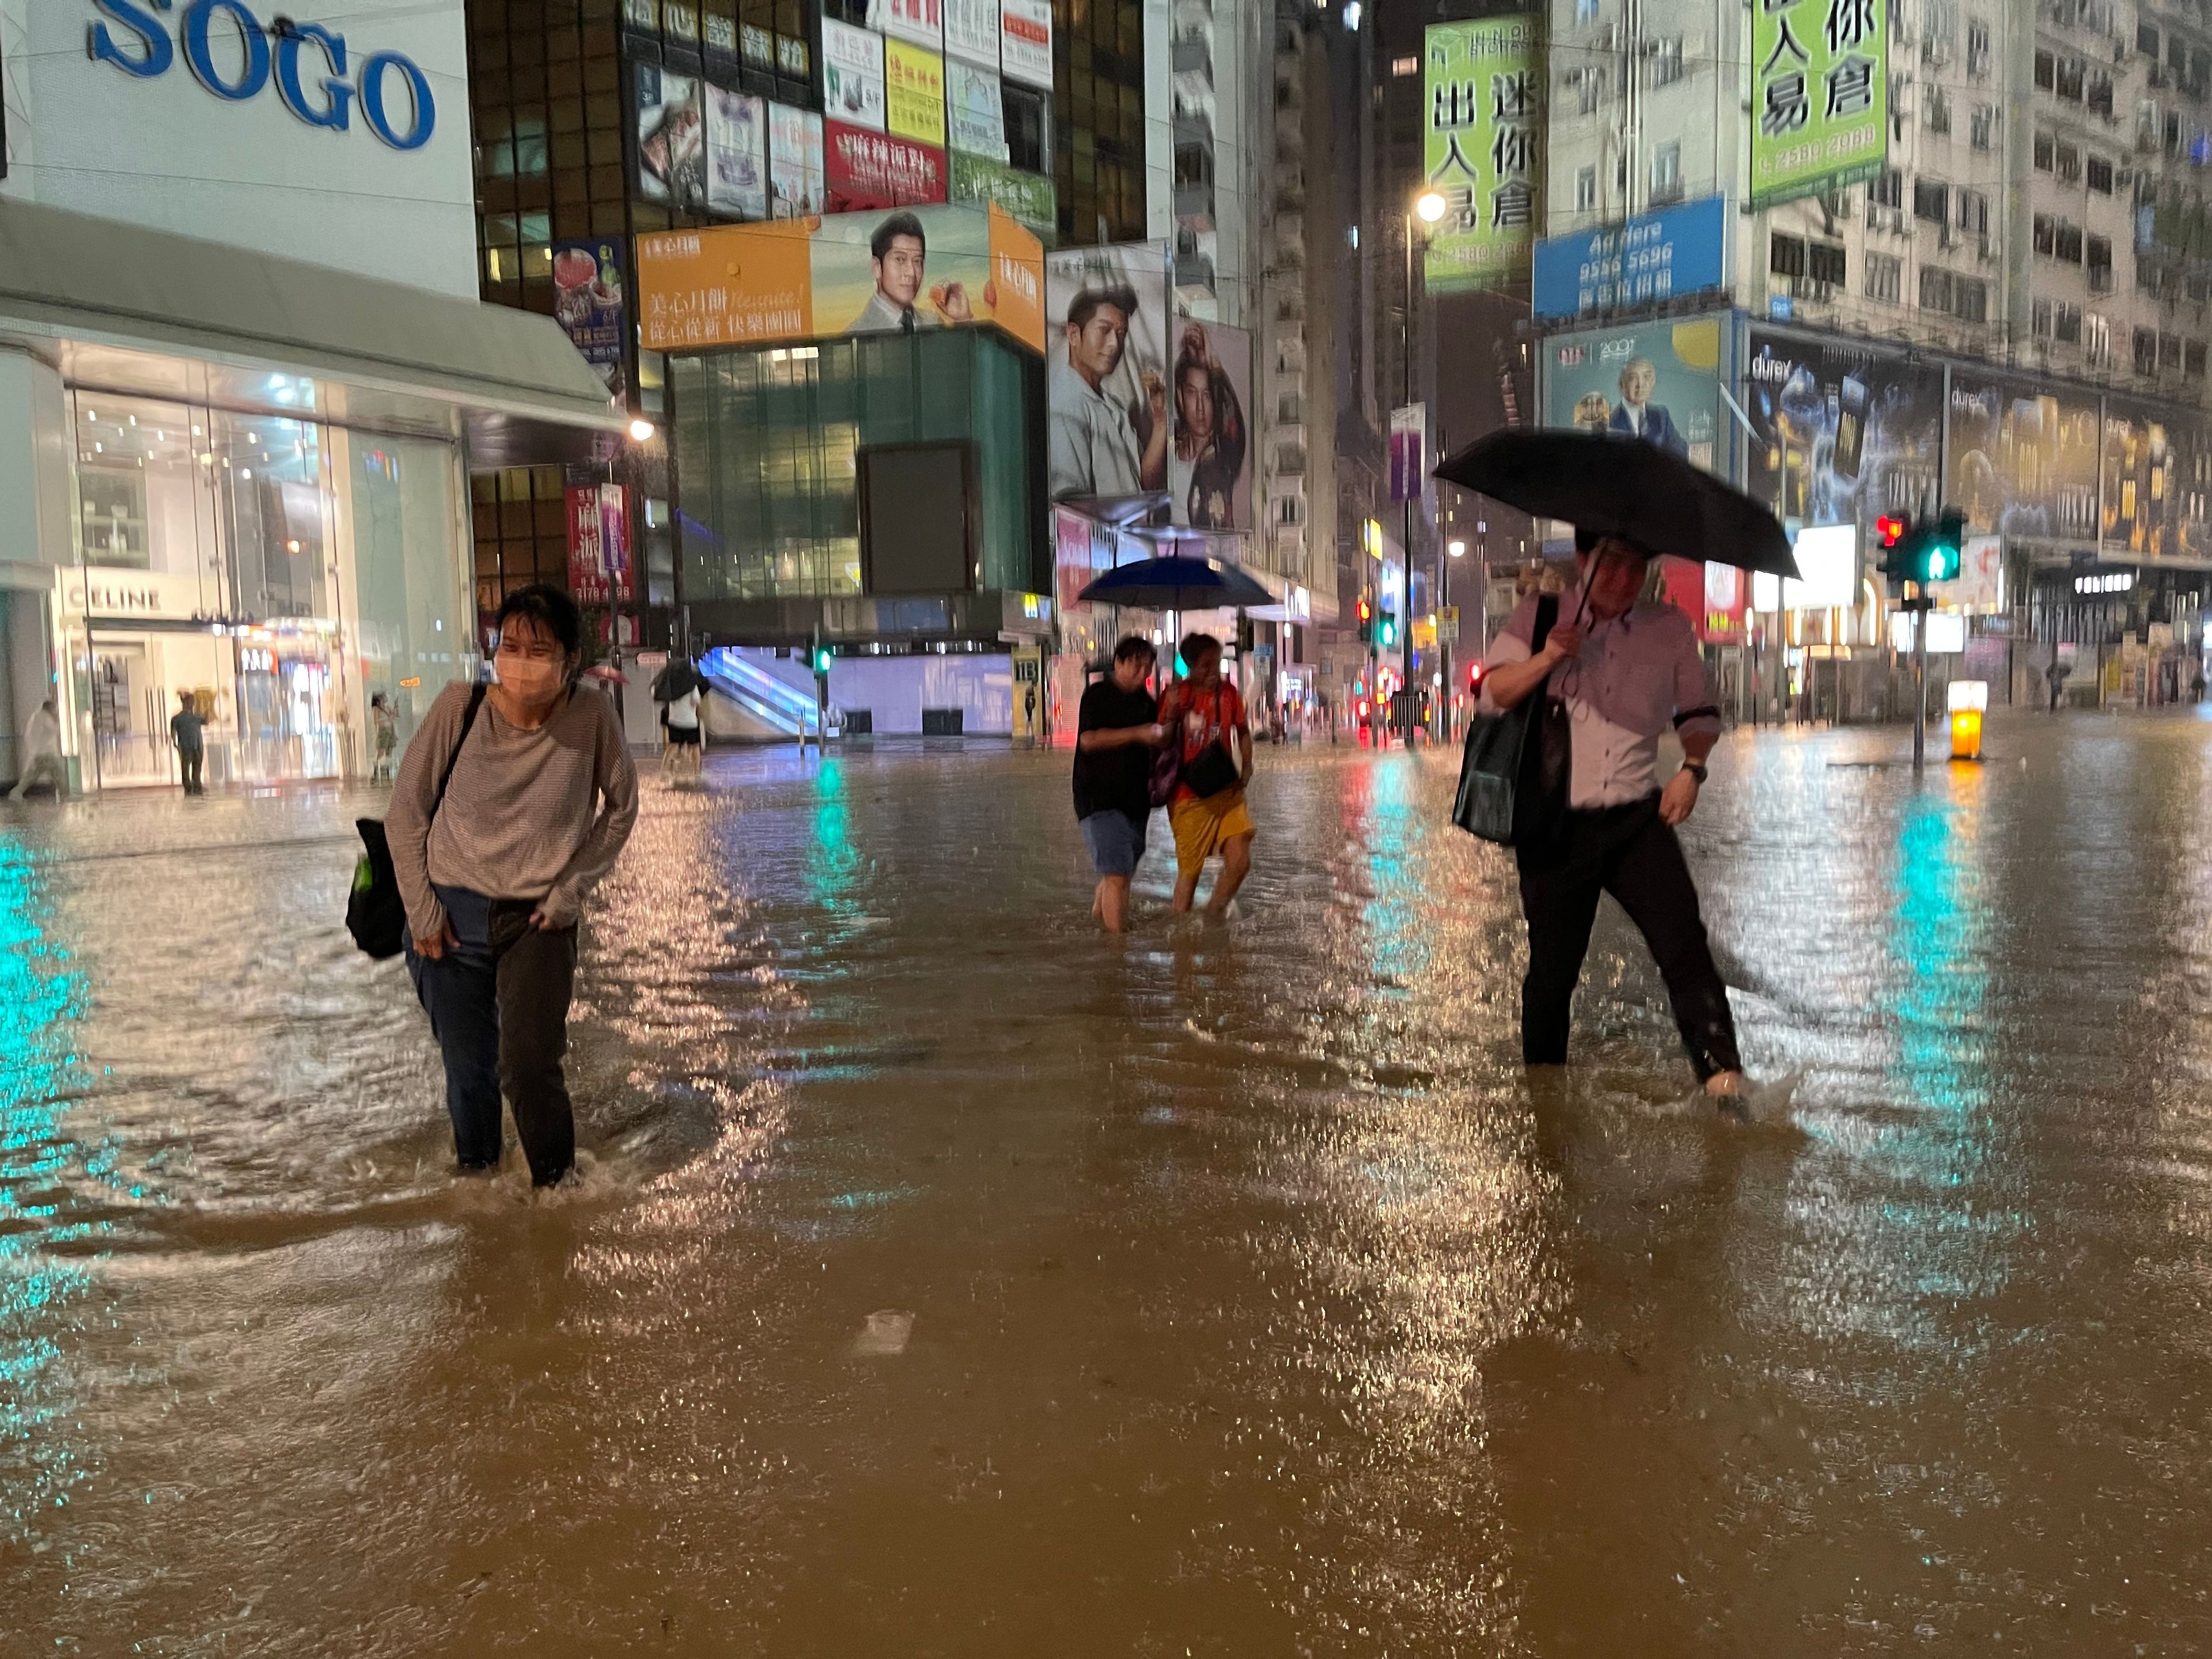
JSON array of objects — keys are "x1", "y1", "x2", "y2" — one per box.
[
  {"x1": 369, "y1": 692, "x2": 399, "y2": 783},
  {"x1": 1075, "y1": 635, "x2": 1167, "y2": 933},
  {"x1": 660, "y1": 665, "x2": 704, "y2": 777},
  {"x1": 170, "y1": 691, "x2": 206, "y2": 796},
  {"x1": 388, "y1": 585, "x2": 639, "y2": 1187},
  {"x1": 12, "y1": 699, "x2": 66, "y2": 800},
  {"x1": 1158, "y1": 633, "x2": 1255, "y2": 916},
  {"x1": 1479, "y1": 529, "x2": 1746, "y2": 1104},
  {"x1": 2047, "y1": 658, "x2": 2070, "y2": 713}
]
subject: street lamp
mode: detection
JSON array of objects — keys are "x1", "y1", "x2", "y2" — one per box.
[
  {"x1": 1400, "y1": 188, "x2": 1448, "y2": 742},
  {"x1": 1448, "y1": 539, "x2": 1467, "y2": 558},
  {"x1": 628, "y1": 417, "x2": 656, "y2": 442}
]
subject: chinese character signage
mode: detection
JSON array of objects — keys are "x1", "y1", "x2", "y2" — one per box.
[
  {"x1": 1530, "y1": 195, "x2": 1728, "y2": 319},
  {"x1": 999, "y1": 0, "x2": 1053, "y2": 89},
  {"x1": 869, "y1": 0, "x2": 944, "y2": 50},
  {"x1": 567, "y1": 483, "x2": 632, "y2": 605},
  {"x1": 944, "y1": 0, "x2": 1001, "y2": 66},
  {"x1": 949, "y1": 151, "x2": 1055, "y2": 236},
  {"x1": 885, "y1": 39, "x2": 948, "y2": 148},
  {"x1": 947, "y1": 60, "x2": 1008, "y2": 161},
  {"x1": 823, "y1": 20, "x2": 887, "y2": 131},
  {"x1": 637, "y1": 203, "x2": 1044, "y2": 353},
  {"x1": 1751, "y1": 0, "x2": 1887, "y2": 208},
  {"x1": 1389, "y1": 404, "x2": 1426, "y2": 502},
  {"x1": 1422, "y1": 17, "x2": 1540, "y2": 292},
  {"x1": 769, "y1": 103, "x2": 824, "y2": 217},
  {"x1": 824, "y1": 118, "x2": 948, "y2": 211}
]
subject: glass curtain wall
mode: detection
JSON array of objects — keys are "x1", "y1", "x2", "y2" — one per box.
[
  {"x1": 65, "y1": 391, "x2": 470, "y2": 789},
  {"x1": 675, "y1": 330, "x2": 1039, "y2": 604}
]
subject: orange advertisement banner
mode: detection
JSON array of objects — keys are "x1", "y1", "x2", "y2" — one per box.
[
  {"x1": 637, "y1": 222, "x2": 815, "y2": 351},
  {"x1": 985, "y1": 202, "x2": 1045, "y2": 354},
  {"x1": 636, "y1": 205, "x2": 1046, "y2": 355}
]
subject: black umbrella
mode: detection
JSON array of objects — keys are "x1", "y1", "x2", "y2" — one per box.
[
  {"x1": 1076, "y1": 555, "x2": 1275, "y2": 610},
  {"x1": 652, "y1": 660, "x2": 704, "y2": 701},
  {"x1": 1434, "y1": 430, "x2": 1800, "y2": 579}
]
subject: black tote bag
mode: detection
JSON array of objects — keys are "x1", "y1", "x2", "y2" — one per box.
[
  {"x1": 1452, "y1": 595, "x2": 1570, "y2": 847},
  {"x1": 346, "y1": 684, "x2": 486, "y2": 958}
]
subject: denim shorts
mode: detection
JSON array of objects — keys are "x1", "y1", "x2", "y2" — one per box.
[{"x1": 1081, "y1": 808, "x2": 1149, "y2": 876}]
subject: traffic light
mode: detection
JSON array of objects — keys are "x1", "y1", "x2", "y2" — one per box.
[
  {"x1": 1357, "y1": 596, "x2": 1374, "y2": 645},
  {"x1": 1877, "y1": 509, "x2": 1965, "y2": 589},
  {"x1": 1377, "y1": 614, "x2": 1398, "y2": 649},
  {"x1": 1467, "y1": 659, "x2": 1486, "y2": 695},
  {"x1": 812, "y1": 643, "x2": 834, "y2": 676}
]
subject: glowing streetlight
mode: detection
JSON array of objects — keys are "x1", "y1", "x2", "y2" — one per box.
[
  {"x1": 1448, "y1": 539, "x2": 1467, "y2": 558},
  {"x1": 628, "y1": 417, "x2": 656, "y2": 442},
  {"x1": 1413, "y1": 190, "x2": 1448, "y2": 225}
]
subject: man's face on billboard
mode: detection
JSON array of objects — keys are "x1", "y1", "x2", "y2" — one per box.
[
  {"x1": 1619, "y1": 361, "x2": 1656, "y2": 407},
  {"x1": 1177, "y1": 365, "x2": 1214, "y2": 440},
  {"x1": 1069, "y1": 305, "x2": 1130, "y2": 386},
  {"x1": 875, "y1": 233, "x2": 926, "y2": 308}
]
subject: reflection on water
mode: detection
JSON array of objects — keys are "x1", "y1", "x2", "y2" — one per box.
[
  {"x1": 3, "y1": 727, "x2": 2212, "y2": 1653},
  {"x1": 0, "y1": 837, "x2": 99, "y2": 1534}
]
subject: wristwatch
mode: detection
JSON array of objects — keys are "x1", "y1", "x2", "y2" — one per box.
[{"x1": 1681, "y1": 760, "x2": 1708, "y2": 784}]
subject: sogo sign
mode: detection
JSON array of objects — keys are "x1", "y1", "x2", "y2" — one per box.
[{"x1": 87, "y1": 0, "x2": 437, "y2": 150}]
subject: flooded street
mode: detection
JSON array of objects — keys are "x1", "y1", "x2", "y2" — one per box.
[{"x1": 6, "y1": 717, "x2": 2212, "y2": 1655}]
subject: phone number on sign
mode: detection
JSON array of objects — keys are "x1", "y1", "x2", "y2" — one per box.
[{"x1": 1760, "y1": 126, "x2": 1880, "y2": 177}]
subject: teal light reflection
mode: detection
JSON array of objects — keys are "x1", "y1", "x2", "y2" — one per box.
[
  {"x1": 0, "y1": 836, "x2": 99, "y2": 1533},
  {"x1": 807, "y1": 757, "x2": 861, "y2": 914},
  {"x1": 1354, "y1": 757, "x2": 1435, "y2": 987}
]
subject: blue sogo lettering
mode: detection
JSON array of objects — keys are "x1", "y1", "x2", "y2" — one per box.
[
  {"x1": 84, "y1": 0, "x2": 435, "y2": 149},
  {"x1": 88, "y1": 0, "x2": 174, "y2": 78},
  {"x1": 275, "y1": 22, "x2": 353, "y2": 130},
  {"x1": 358, "y1": 50, "x2": 435, "y2": 150},
  {"x1": 182, "y1": 0, "x2": 268, "y2": 100}
]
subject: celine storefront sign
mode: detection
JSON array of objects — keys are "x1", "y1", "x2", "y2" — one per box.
[{"x1": 86, "y1": 0, "x2": 437, "y2": 150}]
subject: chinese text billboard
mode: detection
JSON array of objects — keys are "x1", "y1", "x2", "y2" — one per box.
[
  {"x1": 824, "y1": 119, "x2": 948, "y2": 211},
  {"x1": 885, "y1": 40, "x2": 947, "y2": 147},
  {"x1": 1422, "y1": 17, "x2": 1540, "y2": 292},
  {"x1": 1751, "y1": 0, "x2": 1887, "y2": 208},
  {"x1": 638, "y1": 203, "x2": 1043, "y2": 353}
]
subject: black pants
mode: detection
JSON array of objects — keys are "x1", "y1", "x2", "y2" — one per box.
[
  {"x1": 1514, "y1": 796, "x2": 1741, "y2": 1081},
  {"x1": 406, "y1": 885, "x2": 579, "y2": 1184},
  {"x1": 178, "y1": 747, "x2": 203, "y2": 793}
]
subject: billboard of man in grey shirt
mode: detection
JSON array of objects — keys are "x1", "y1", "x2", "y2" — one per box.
[
  {"x1": 848, "y1": 211, "x2": 972, "y2": 334},
  {"x1": 1048, "y1": 285, "x2": 1168, "y2": 500}
]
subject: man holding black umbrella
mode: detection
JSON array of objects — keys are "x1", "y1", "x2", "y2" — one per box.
[{"x1": 1479, "y1": 530, "x2": 1743, "y2": 1101}]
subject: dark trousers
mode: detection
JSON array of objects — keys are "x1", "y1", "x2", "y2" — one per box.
[
  {"x1": 1514, "y1": 796, "x2": 1741, "y2": 1082},
  {"x1": 406, "y1": 885, "x2": 579, "y2": 1184},
  {"x1": 178, "y1": 746, "x2": 203, "y2": 793}
]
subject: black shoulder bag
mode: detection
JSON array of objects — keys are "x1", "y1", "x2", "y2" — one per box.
[
  {"x1": 1452, "y1": 595, "x2": 1570, "y2": 847},
  {"x1": 347, "y1": 684, "x2": 486, "y2": 959}
]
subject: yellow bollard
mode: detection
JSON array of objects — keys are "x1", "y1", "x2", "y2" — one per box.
[{"x1": 1948, "y1": 680, "x2": 1987, "y2": 761}]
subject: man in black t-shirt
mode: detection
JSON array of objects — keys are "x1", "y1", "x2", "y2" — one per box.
[{"x1": 1074, "y1": 635, "x2": 1166, "y2": 933}]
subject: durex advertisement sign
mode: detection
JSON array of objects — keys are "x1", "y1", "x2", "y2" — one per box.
[{"x1": 24, "y1": 2, "x2": 476, "y2": 297}]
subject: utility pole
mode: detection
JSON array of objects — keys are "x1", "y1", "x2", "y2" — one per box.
[{"x1": 1910, "y1": 585, "x2": 1927, "y2": 771}]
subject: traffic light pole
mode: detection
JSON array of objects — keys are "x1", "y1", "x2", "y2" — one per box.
[{"x1": 1910, "y1": 588, "x2": 1927, "y2": 772}]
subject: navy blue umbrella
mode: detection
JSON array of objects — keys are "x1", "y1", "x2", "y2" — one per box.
[{"x1": 1075, "y1": 555, "x2": 1274, "y2": 610}]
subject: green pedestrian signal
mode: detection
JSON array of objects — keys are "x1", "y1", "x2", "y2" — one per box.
[
  {"x1": 1877, "y1": 508, "x2": 1966, "y2": 590},
  {"x1": 1378, "y1": 616, "x2": 1398, "y2": 649},
  {"x1": 813, "y1": 645, "x2": 833, "y2": 675}
]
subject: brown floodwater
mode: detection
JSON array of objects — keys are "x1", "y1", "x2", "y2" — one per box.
[{"x1": 2, "y1": 717, "x2": 2210, "y2": 1654}]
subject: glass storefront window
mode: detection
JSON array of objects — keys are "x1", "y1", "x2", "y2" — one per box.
[{"x1": 62, "y1": 390, "x2": 470, "y2": 790}]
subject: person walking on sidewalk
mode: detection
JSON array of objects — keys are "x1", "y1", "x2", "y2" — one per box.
[
  {"x1": 1159, "y1": 633, "x2": 1255, "y2": 916},
  {"x1": 169, "y1": 691, "x2": 206, "y2": 795},
  {"x1": 1478, "y1": 530, "x2": 1744, "y2": 1103},
  {"x1": 12, "y1": 700, "x2": 65, "y2": 800},
  {"x1": 388, "y1": 585, "x2": 639, "y2": 1186},
  {"x1": 369, "y1": 692, "x2": 399, "y2": 783},
  {"x1": 1074, "y1": 635, "x2": 1165, "y2": 933}
]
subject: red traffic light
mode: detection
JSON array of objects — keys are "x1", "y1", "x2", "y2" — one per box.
[
  {"x1": 1356, "y1": 596, "x2": 1373, "y2": 623},
  {"x1": 1876, "y1": 514, "x2": 1908, "y2": 548},
  {"x1": 1467, "y1": 660, "x2": 1486, "y2": 692}
]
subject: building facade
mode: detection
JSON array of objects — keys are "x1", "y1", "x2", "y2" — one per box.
[{"x1": 0, "y1": 0, "x2": 616, "y2": 791}]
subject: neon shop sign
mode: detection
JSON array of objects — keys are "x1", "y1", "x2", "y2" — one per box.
[{"x1": 87, "y1": 0, "x2": 437, "y2": 150}]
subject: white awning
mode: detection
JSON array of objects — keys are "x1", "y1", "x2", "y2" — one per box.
[{"x1": 0, "y1": 198, "x2": 623, "y2": 465}]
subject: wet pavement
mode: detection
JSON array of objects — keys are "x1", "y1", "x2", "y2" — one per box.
[{"x1": 4, "y1": 713, "x2": 2212, "y2": 1654}]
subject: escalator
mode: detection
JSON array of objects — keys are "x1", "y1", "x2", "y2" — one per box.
[{"x1": 698, "y1": 647, "x2": 836, "y2": 741}]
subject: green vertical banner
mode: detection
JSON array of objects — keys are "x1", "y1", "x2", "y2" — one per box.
[
  {"x1": 1750, "y1": 0, "x2": 1888, "y2": 208},
  {"x1": 1422, "y1": 16, "x2": 1541, "y2": 293}
]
